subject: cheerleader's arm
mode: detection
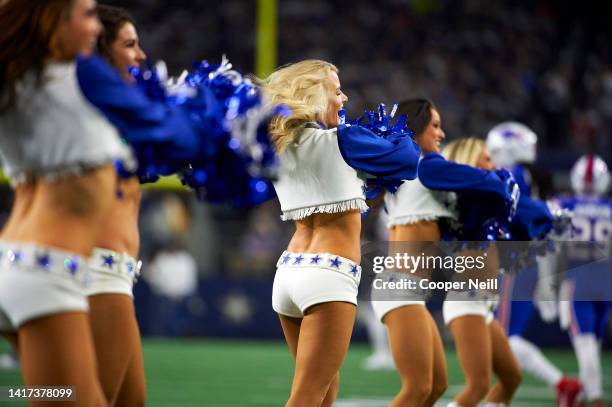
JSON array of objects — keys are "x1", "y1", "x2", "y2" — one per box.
[
  {"x1": 419, "y1": 152, "x2": 508, "y2": 196},
  {"x1": 76, "y1": 54, "x2": 201, "y2": 162},
  {"x1": 336, "y1": 124, "x2": 420, "y2": 181}
]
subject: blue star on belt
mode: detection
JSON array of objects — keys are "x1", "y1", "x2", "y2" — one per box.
[
  {"x1": 102, "y1": 254, "x2": 115, "y2": 269},
  {"x1": 294, "y1": 254, "x2": 304, "y2": 265},
  {"x1": 350, "y1": 265, "x2": 359, "y2": 275},
  {"x1": 310, "y1": 255, "x2": 321, "y2": 264},
  {"x1": 126, "y1": 261, "x2": 134, "y2": 275},
  {"x1": 64, "y1": 257, "x2": 79, "y2": 275},
  {"x1": 330, "y1": 257, "x2": 342, "y2": 268},
  {"x1": 281, "y1": 253, "x2": 291, "y2": 264},
  {"x1": 8, "y1": 250, "x2": 22, "y2": 263},
  {"x1": 36, "y1": 253, "x2": 51, "y2": 270}
]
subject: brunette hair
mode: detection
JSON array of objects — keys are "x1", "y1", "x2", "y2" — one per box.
[
  {"x1": 395, "y1": 98, "x2": 436, "y2": 137},
  {"x1": 0, "y1": 0, "x2": 74, "y2": 112},
  {"x1": 96, "y1": 5, "x2": 135, "y2": 64}
]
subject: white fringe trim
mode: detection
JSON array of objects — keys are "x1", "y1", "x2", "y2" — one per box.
[
  {"x1": 281, "y1": 198, "x2": 368, "y2": 221},
  {"x1": 386, "y1": 214, "x2": 446, "y2": 228}
]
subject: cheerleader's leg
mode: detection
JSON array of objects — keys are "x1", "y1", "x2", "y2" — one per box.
[
  {"x1": 278, "y1": 313, "x2": 342, "y2": 407},
  {"x1": 284, "y1": 301, "x2": 356, "y2": 407},
  {"x1": 385, "y1": 304, "x2": 445, "y2": 406},
  {"x1": 114, "y1": 326, "x2": 146, "y2": 407},
  {"x1": 484, "y1": 320, "x2": 521, "y2": 405},
  {"x1": 424, "y1": 315, "x2": 449, "y2": 406},
  {"x1": 448, "y1": 315, "x2": 492, "y2": 407},
  {"x1": 88, "y1": 293, "x2": 144, "y2": 406},
  {"x1": 19, "y1": 312, "x2": 107, "y2": 407}
]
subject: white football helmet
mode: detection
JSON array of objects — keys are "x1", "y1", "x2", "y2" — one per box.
[
  {"x1": 570, "y1": 155, "x2": 610, "y2": 196},
  {"x1": 486, "y1": 122, "x2": 538, "y2": 168}
]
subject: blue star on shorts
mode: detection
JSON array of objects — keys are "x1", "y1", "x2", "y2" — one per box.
[
  {"x1": 310, "y1": 255, "x2": 321, "y2": 264},
  {"x1": 36, "y1": 253, "x2": 51, "y2": 270},
  {"x1": 330, "y1": 257, "x2": 342, "y2": 269},
  {"x1": 294, "y1": 255, "x2": 304, "y2": 265},
  {"x1": 281, "y1": 254, "x2": 291, "y2": 264},
  {"x1": 64, "y1": 258, "x2": 79, "y2": 275},
  {"x1": 102, "y1": 254, "x2": 115, "y2": 268},
  {"x1": 350, "y1": 265, "x2": 359, "y2": 275},
  {"x1": 8, "y1": 250, "x2": 22, "y2": 263}
]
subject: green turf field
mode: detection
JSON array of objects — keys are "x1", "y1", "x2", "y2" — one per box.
[{"x1": 1, "y1": 339, "x2": 610, "y2": 406}]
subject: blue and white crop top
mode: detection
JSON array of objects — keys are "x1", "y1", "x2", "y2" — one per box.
[
  {"x1": 385, "y1": 168, "x2": 456, "y2": 227},
  {"x1": 274, "y1": 126, "x2": 368, "y2": 220},
  {"x1": 0, "y1": 61, "x2": 129, "y2": 184},
  {"x1": 273, "y1": 123, "x2": 420, "y2": 221}
]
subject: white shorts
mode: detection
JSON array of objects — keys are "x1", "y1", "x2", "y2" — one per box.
[
  {"x1": 371, "y1": 300, "x2": 426, "y2": 322},
  {"x1": 272, "y1": 251, "x2": 361, "y2": 318},
  {"x1": 85, "y1": 247, "x2": 140, "y2": 297},
  {"x1": 370, "y1": 272, "x2": 428, "y2": 321},
  {"x1": 0, "y1": 242, "x2": 88, "y2": 332},
  {"x1": 443, "y1": 290, "x2": 499, "y2": 326}
]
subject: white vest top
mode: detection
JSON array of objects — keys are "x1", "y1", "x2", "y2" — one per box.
[
  {"x1": 0, "y1": 62, "x2": 129, "y2": 184},
  {"x1": 273, "y1": 126, "x2": 368, "y2": 221},
  {"x1": 385, "y1": 170, "x2": 456, "y2": 228}
]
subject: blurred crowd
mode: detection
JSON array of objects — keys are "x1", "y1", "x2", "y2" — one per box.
[{"x1": 106, "y1": 0, "x2": 610, "y2": 169}]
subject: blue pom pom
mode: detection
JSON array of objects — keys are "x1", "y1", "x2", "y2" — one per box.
[
  {"x1": 343, "y1": 103, "x2": 416, "y2": 194},
  {"x1": 130, "y1": 56, "x2": 283, "y2": 206}
]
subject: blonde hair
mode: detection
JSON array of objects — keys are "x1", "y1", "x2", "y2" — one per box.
[
  {"x1": 259, "y1": 59, "x2": 338, "y2": 153},
  {"x1": 442, "y1": 137, "x2": 486, "y2": 167}
]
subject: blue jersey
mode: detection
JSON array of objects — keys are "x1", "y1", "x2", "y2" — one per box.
[
  {"x1": 557, "y1": 195, "x2": 612, "y2": 336},
  {"x1": 558, "y1": 195, "x2": 612, "y2": 301},
  {"x1": 558, "y1": 196, "x2": 612, "y2": 244}
]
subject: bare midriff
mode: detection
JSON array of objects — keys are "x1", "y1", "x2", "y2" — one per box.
[
  {"x1": 1, "y1": 165, "x2": 117, "y2": 257},
  {"x1": 94, "y1": 176, "x2": 141, "y2": 258},
  {"x1": 388, "y1": 220, "x2": 441, "y2": 279},
  {"x1": 287, "y1": 210, "x2": 362, "y2": 263}
]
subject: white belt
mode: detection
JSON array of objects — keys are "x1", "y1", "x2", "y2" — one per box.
[
  {"x1": 88, "y1": 247, "x2": 141, "y2": 282},
  {"x1": 0, "y1": 241, "x2": 85, "y2": 283},
  {"x1": 276, "y1": 250, "x2": 361, "y2": 280}
]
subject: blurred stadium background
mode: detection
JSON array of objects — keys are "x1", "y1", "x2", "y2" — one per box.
[{"x1": 1, "y1": 0, "x2": 611, "y2": 405}]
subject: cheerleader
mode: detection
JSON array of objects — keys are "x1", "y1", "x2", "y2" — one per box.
[
  {"x1": 439, "y1": 138, "x2": 521, "y2": 407},
  {"x1": 84, "y1": 5, "x2": 146, "y2": 406},
  {"x1": 374, "y1": 99, "x2": 522, "y2": 406},
  {"x1": 0, "y1": 0, "x2": 121, "y2": 404},
  {"x1": 372, "y1": 99, "x2": 450, "y2": 406},
  {"x1": 261, "y1": 60, "x2": 420, "y2": 406},
  {"x1": 1, "y1": 1, "x2": 221, "y2": 403}
]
